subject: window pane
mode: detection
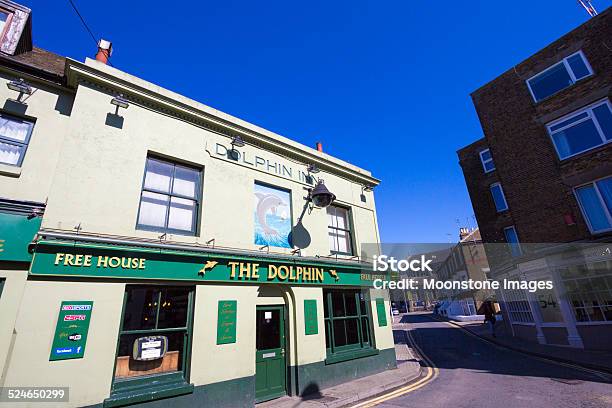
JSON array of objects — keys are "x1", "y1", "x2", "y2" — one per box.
[
  {"x1": 480, "y1": 149, "x2": 491, "y2": 161},
  {"x1": 327, "y1": 206, "x2": 337, "y2": 228},
  {"x1": 592, "y1": 104, "x2": 612, "y2": 140},
  {"x1": 122, "y1": 287, "x2": 159, "y2": 331},
  {"x1": 138, "y1": 191, "x2": 169, "y2": 229},
  {"x1": 0, "y1": 12, "x2": 8, "y2": 34},
  {"x1": 328, "y1": 231, "x2": 338, "y2": 252},
  {"x1": 173, "y1": 166, "x2": 200, "y2": 198},
  {"x1": 345, "y1": 318, "x2": 359, "y2": 345},
  {"x1": 330, "y1": 229, "x2": 351, "y2": 253},
  {"x1": 345, "y1": 293, "x2": 358, "y2": 316},
  {"x1": 567, "y1": 53, "x2": 590, "y2": 80},
  {"x1": 332, "y1": 292, "x2": 345, "y2": 317},
  {"x1": 167, "y1": 197, "x2": 196, "y2": 232},
  {"x1": 256, "y1": 309, "x2": 281, "y2": 350},
  {"x1": 0, "y1": 116, "x2": 31, "y2": 143},
  {"x1": 144, "y1": 159, "x2": 173, "y2": 193},
  {"x1": 551, "y1": 118, "x2": 603, "y2": 158},
  {"x1": 490, "y1": 184, "x2": 508, "y2": 211},
  {"x1": 334, "y1": 207, "x2": 349, "y2": 229},
  {"x1": 361, "y1": 317, "x2": 370, "y2": 343},
  {"x1": 115, "y1": 331, "x2": 184, "y2": 379},
  {"x1": 323, "y1": 292, "x2": 329, "y2": 318},
  {"x1": 576, "y1": 185, "x2": 611, "y2": 232},
  {"x1": 157, "y1": 288, "x2": 190, "y2": 329},
  {"x1": 333, "y1": 320, "x2": 347, "y2": 347},
  {"x1": 595, "y1": 178, "x2": 612, "y2": 213},
  {"x1": 529, "y1": 63, "x2": 572, "y2": 101},
  {"x1": 550, "y1": 112, "x2": 589, "y2": 132},
  {"x1": 484, "y1": 161, "x2": 495, "y2": 172},
  {"x1": 0, "y1": 141, "x2": 23, "y2": 165}
]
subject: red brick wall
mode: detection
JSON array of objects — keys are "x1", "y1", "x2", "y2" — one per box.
[{"x1": 459, "y1": 9, "x2": 612, "y2": 244}]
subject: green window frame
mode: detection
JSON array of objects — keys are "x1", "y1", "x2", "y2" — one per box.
[
  {"x1": 107, "y1": 285, "x2": 195, "y2": 407},
  {"x1": 323, "y1": 289, "x2": 377, "y2": 363}
]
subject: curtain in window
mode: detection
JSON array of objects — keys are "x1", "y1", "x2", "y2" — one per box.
[
  {"x1": 0, "y1": 141, "x2": 22, "y2": 165},
  {"x1": 0, "y1": 118, "x2": 30, "y2": 142}
]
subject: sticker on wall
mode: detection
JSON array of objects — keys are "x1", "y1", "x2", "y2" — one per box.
[
  {"x1": 304, "y1": 299, "x2": 318, "y2": 335},
  {"x1": 217, "y1": 300, "x2": 237, "y2": 344},
  {"x1": 254, "y1": 183, "x2": 291, "y2": 248},
  {"x1": 49, "y1": 301, "x2": 94, "y2": 361},
  {"x1": 376, "y1": 298, "x2": 387, "y2": 327}
]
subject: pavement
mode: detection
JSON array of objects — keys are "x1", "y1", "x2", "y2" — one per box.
[
  {"x1": 258, "y1": 316, "x2": 422, "y2": 408},
  {"x1": 437, "y1": 315, "x2": 612, "y2": 374},
  {"x1": 374, "y1": 313, "x2": 612, "y2": 408}
]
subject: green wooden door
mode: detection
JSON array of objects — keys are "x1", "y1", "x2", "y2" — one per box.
[{"x1": 255, "y1": 305, "x2": 286, "y2": 402}]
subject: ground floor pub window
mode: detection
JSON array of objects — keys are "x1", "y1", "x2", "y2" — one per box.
[
  {"x1": 323, "y1": 289, "x2": 374, "y2": 358},
  {"x1": 113, "y1": 285, "x2": 194, "y2": 392}
]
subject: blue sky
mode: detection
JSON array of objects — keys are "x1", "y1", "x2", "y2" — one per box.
[{"x1": 26, "y1": 0, "x2": 611, "y2": 243}]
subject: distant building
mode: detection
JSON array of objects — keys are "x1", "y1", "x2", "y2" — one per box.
[{"x1": 458, "y1": 9, "x2": 611, "y2": 349}]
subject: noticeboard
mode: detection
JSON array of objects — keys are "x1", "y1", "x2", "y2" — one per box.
[
  {"x1": 50, "y1": 301, "x2": 93, "y2": 361},
  {"x1": 304, "y1": 299, "x2": 318, "y2": 335},
  {"x1": 217, "y1": 300, "x2": 237, "y2": 344}
]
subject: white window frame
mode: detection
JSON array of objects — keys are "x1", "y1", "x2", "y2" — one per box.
[
  {"x1": 503, "y1": 226, "x2": 523, "y2": 257},
  {"x1": 479, "y1": 148, "x2": 495, "y2": 173},
  {"x1": 546, "y1": 99, "x2": 611, "y2": 160},
  {"x1": 526, "y1": 50, "x2": 593, "y2": 102},
  {"x1": 573, "y1": 175, "x2": 612, "y2": 234},
  {"x1": 490, "y1": 182, "x2": 508, "y2": 212}
]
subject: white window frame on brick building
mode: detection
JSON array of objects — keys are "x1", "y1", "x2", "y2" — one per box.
[
  {"x1": 479, "y1": 148, "x2": 495, "y2": 173},
  {"x1": 546, "y1": 99, "x2": 611, "y2": 160},
  {"x1": 490, "y1": 182, "x2": 508, "y2": 212},
  {"x1": 526, "y1": 50, "x2": 593, "y2": 102},
  {"x1": 573, "y1": 175, "x2": 612, "y2": 234}
]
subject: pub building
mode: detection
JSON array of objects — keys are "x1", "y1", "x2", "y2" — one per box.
[{"x1": 0, "y1": 2, "x2": 395, "y2": 407}]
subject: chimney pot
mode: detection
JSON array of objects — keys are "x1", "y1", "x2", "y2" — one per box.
[
  {"x1": 96, "y1": 39, "x2": 113, "y2": 64},
  {"x1": 316, "y1": 142, "x2": 323, "y2": 152}
]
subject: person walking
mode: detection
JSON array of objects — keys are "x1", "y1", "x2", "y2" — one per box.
[{"x1": 483, "y1": 300, "x2": 497, "y2": 338}]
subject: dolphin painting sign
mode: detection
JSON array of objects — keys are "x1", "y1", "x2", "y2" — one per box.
[{"x1": 254, "y1": 183, "x2": 292, "y2": 248}]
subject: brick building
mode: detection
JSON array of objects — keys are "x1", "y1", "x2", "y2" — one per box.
[{"x1": 458, "y1": 9, "x2": 611, "y2": 349}]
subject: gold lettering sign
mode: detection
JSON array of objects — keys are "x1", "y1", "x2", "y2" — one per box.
[
  {"x1": 53, "y1": 253, "x2": 146, "y2": 270},
  {"x1": 221, "y1": 261, "x2": 328, "y2": 283}
]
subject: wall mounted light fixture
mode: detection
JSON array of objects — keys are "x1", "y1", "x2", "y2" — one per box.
[
  {"x1": 307, "y1": 163, "x2": 320, "y2": 174},
  {"x1": 309, "y1": 179, "x2": 336, "y2": 208},
  {"x1": 111, "y1": 94, "x2": 129, "y2": 109},
  {"x1": 231, "y1": 136, "x2": 246, "y2": 148}
]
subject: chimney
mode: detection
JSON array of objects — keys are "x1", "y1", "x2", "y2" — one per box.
[
  {"x1": 316, "y1": 142, "x2": 323, "y2": 152},
  {"x1": 95, "y1": 39, "x2": 113, "y2": 64}
]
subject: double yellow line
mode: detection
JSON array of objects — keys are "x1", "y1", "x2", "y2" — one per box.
[{"x1": 351, "y1": 327, "x2": 439, "y2": 407}]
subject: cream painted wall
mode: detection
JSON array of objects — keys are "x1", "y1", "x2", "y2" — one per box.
[
  {"x1": 0, "y1": 268, "x2": 28, "y2": 387},
  {"x1": 2, "y1": 280, "x2": 125, "y2": 407},
  {"x1": 190, "y1": 284, "x2": 258, "y2": 385},
  {"x1": 368, "y1": 288, "x2": 394, "y2": 351},
  {"x1": 41, "y1": 81, "x2": 379, "y2": 259},
  {"x1": 289, "y1": 287, "x2": 326, "y2": 366},
  {"x1": 0, "y1": 73, "x2": 73, "y2": 203}
]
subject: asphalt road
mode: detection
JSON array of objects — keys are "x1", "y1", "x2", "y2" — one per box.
[{"x1": 381, "y1": 313, "x2": 612, "y2": 408}]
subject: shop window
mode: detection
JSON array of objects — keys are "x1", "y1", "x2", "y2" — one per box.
[
  {"x1": 547, "y1": 99, "x2": 611, "y2": 160},
  {"x1": 526, "y1": 51, "x2": 593, "y2": 102},
  {"x1": 323, "y1": 289, "x2": 375, "y2": 362},
  {"x1": 479, "y1": 148, "x2": 495, "y2": 173},
  {"x1": 574, "y1": 176, "x2": 612, "y2": 233},
  {"x1": 560, "y1": 261, "x2": 612, "y2": 323},
  {"x1": 490, "y1": 183, "x2": 508, "y2": 212},
  {"x1": 136, "y1": 157, "x2": 202, "y2": 235},
  {"x1": 327, "y1": 205, "x2": 353, "y2": 255},
  {"x1": 111, "y1": 285, "x2": 194, "y2": 398},
  {"x1": 0, "y1": 113, "x2": 35, "y2": 167}
]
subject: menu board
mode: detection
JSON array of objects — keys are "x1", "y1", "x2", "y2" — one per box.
[
  {"x1": 304, "y1": 299, "x2": 318, "y2": 335},
  {"x1": 376, "y1": 298, "x2": 387, "y2": 327},
  {"x1": 50, "y1": 301, "x2": 93, "y2": 361},
  {"x1": 217, "y1": 300, "x2": 237, "y2": 344}
]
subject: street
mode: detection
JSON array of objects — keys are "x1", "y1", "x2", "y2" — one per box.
[{"x1": 381, "y1": 313, "x2": 612, "y2": 408}]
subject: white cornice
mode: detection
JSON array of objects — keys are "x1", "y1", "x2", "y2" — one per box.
[{"x1": 64, "y1": 58, "x2": 380, "y2": 186}]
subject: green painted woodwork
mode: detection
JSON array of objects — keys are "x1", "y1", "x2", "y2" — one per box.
[
  {"x1": 30, "y1": 240, "x2": 377, "y2": 286},
  {"x1": 216, "y1": 300, "x2": 237, "y2": 344},
  {"x1": 376, "y1": 298, "x2": 387, "y2": 327},
  {"x1": 255, "y1": 305, "x2": 286, "y2": 403},
  {"x1": 304, "y1": 299, "x2": 318, "y2": 335},
  {"x1": 0, "y1": 212, "x2": 41, "y2": 261},
  {"x1": 49, "y1": 301, "x2": 93, "y2": 361},
  {"x1": 324, "y1": 347, "x2": 379, "y2": 364}
]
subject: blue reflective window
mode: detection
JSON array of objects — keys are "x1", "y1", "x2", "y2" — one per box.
[
  {"x1": 503, "y1": 227, "x2": 522, "y2": 257},
  {"x1": 547, "y1": 100, "x2": 611, "y2": 159},
  {"x1": 479, "y1": 149, "x2": 495, "y2": 173},
  {"x1": 576, "y1": 179, "x2": 612, "y2": 233},
  {"x1": 527, "y1": 51, "x2": 592, "y2": 102},
  {"x1": 490, "y1": 183, "x2": 508, "y2": 212}
]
